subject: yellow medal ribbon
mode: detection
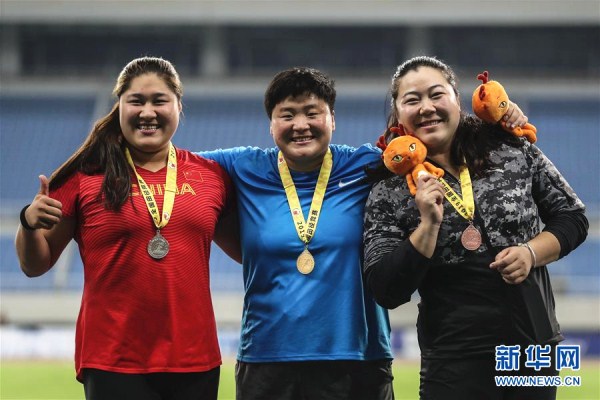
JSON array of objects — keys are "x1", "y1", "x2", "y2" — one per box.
[
  {"x1": 124, "y1": 143, "x2": 178, "y2": 231},
  {"x1": 438, "y1": 165, "x2": 482, "y2": 250},
  {"x1": 278, "y1": 149, "x2": 333, "y2": 273},
  {"x1": 438, "y1": 165, "x2": 474, "y2": 221}
]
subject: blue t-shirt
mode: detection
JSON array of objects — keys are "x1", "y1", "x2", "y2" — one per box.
[{"x1": 200, "y1": 144, "x2": 392, "y2": 362}]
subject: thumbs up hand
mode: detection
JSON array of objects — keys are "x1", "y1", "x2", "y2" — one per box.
[
  {"x1": 23, "y1": 175, "x2": 64, "y2": 230},
  {"x1": 38, "y1": 174, "x2": 50, "y2": 196}
]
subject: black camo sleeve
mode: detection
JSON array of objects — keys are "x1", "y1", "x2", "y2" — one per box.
[
  {"x1": 528, "y1": 143, "x2": 588, "y2": 257},
  {"x1": 363, "y1": 176, "x2": 431, "y2": 309}
]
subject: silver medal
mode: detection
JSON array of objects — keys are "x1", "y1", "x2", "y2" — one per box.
[{"x1": 148, "y1": 231, "x2": 169, "y2": 259}]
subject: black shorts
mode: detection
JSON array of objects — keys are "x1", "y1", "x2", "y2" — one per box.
[
  {"x1": 235, "y1": 359, "x2": 394, "y2": 400},
  {"x1": 82, "y1": 367, "x2": 220, "y2": 400},
  {"x1": 419, "y1": 351, "x2": 559, "y2": 400}
]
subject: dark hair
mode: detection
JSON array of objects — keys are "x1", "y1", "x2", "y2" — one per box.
[
  {"x1": 49, "y1": 56, "x2": 183, "y2": 211},
  {"x1": 264, "y1": 67, "x2": 336, "y2": 119},
  {"x1": 385, "y1": 56, "x2": 522, "y2": 177}
]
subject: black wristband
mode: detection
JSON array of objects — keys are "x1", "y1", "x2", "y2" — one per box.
[{"x1": 19, "y1": 204, "x2": 36, "y2": 231}]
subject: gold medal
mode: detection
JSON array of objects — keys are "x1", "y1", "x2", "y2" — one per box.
[
  {"x1": 297, "y1": 248, "x2": 315, "y2": 275},
  {"x1": 279, "y1": 149, "x2": 332, "y2": 275},
  {"x1": 461, "y1": 223, "x2": 482, "y2": 251}
]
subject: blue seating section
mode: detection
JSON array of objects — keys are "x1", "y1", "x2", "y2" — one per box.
[
  {"x1": 549, "y1": 238, "x2": 600, "y2": 295},
  {"x1": 2, "y1": 95, "x2": 598, "y2": 207},
  {"x1": 175, "y1": 98, "x2": 271, "y2": 151},
  {"x1": 528, "y1": 99, "x2": 600, "y2": 212},
  {"x1": 0, "y1": 96, "x2": 96, "y2": 206},
  {"x1": 4, "y1": 237, "x2": 595, "y2": 294},
  {"x1": 1, "y1": 95, "x2": 598, "y2": 294},
  {"x1": 0, "y1": 238, "x2": 57, "y2": 290},
  {"x1": 173, "y1": 96, "x2": 387, "y2": 153}
]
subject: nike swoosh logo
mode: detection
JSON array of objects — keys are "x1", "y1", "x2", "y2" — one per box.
[{"x1": 338, "y1": 177, "x2": 362, "y2": 188}]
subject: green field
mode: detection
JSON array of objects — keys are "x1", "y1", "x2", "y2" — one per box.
[{"x1": 1, "y1": 360, "x2": 598, "y2": 400}]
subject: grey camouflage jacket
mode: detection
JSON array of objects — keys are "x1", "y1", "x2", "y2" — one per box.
[
  {"x1": 363, "y1": 141, "x2": 587, "y2": 347},
  {"x1": 364, "y1": 141, "x2": 585, "y2": 270}
]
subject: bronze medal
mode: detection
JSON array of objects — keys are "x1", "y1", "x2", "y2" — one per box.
[
  {"x1": 461, "y1": 223, "x2": 482, "y2": 251},
  {"x1": 296, "y1": 248, "x2": 315, "y2": 274},
  {"x1": 148, "y1": 231, "x2": 169, "y2": 259}
]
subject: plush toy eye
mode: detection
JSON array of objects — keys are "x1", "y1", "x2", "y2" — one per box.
[
  {"x1": 392, "y1": 154, "x2": 403, "y2": 162},
  {"x1": 500, "y1": 101, "x2": 507, "y2": 108},
  {"x1": 409, "y1": 143, "x2": 417, "y2": 152}
]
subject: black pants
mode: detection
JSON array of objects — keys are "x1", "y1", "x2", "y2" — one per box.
[
  {"x1": 82, "y1": 367, "x2": 220, "y2": 400},
  {"x1": 420, "y1": 353, "x2": 558, "y2": 400},
  {"x1": 235, "y1": 359, "x2": 394, "y2": 400}
]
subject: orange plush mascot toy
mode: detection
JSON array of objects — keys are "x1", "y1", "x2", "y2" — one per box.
[
  {"x1": 472, "y1": 70, "x2": 537, "y2": 143},
  {"x1": 378, "y1": 125, "x2": 444, "y2": 196}
]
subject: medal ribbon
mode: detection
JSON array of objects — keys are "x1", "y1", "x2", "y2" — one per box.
[
  {"x1": 438, "y1": 165, "x2": 475, "y2": 221},
  {"x1": 124, "y1": 143, "x2": 177, "y2": 230},
  {"x1": 278, "y1": 148, "x2": 332, "y2": 246}
]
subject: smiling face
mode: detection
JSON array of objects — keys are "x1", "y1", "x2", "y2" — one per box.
[
  {"x1": 394, "y1": 66, "x2": 461, "y2": 156},
  {"x1": 119, "y1": 73, "x2": 182, "y2": 164},
  {"x1": 270, "y1": 92, "x2": 335, "y2": 172}
]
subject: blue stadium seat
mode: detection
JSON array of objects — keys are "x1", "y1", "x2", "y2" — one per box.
[
  {"x1": 528, "y1": 99, "x2": 600, "y2": 210},
  {"x1": 209, "y1": 245, "x2": 244, "y2": 292},
  {"x1": 1, "y1": 95, "x2": 598, "y2": 295},
  {"x1": 0, "y1": 96, "x2": 96, "y2": 205},
  {"x1": 173, "y1": 97, "x2": 387, "y2": 152},
  {"x1": 549, "y1": 239, "x2": 600, "y2": 295},
  {"x1": 0, "y1": 238, "x2": 56, "y2": 291}
]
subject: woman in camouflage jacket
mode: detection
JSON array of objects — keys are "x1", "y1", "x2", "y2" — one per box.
[{"x1": 363, "y1": 56, "x2": 588, "y2": 400}]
